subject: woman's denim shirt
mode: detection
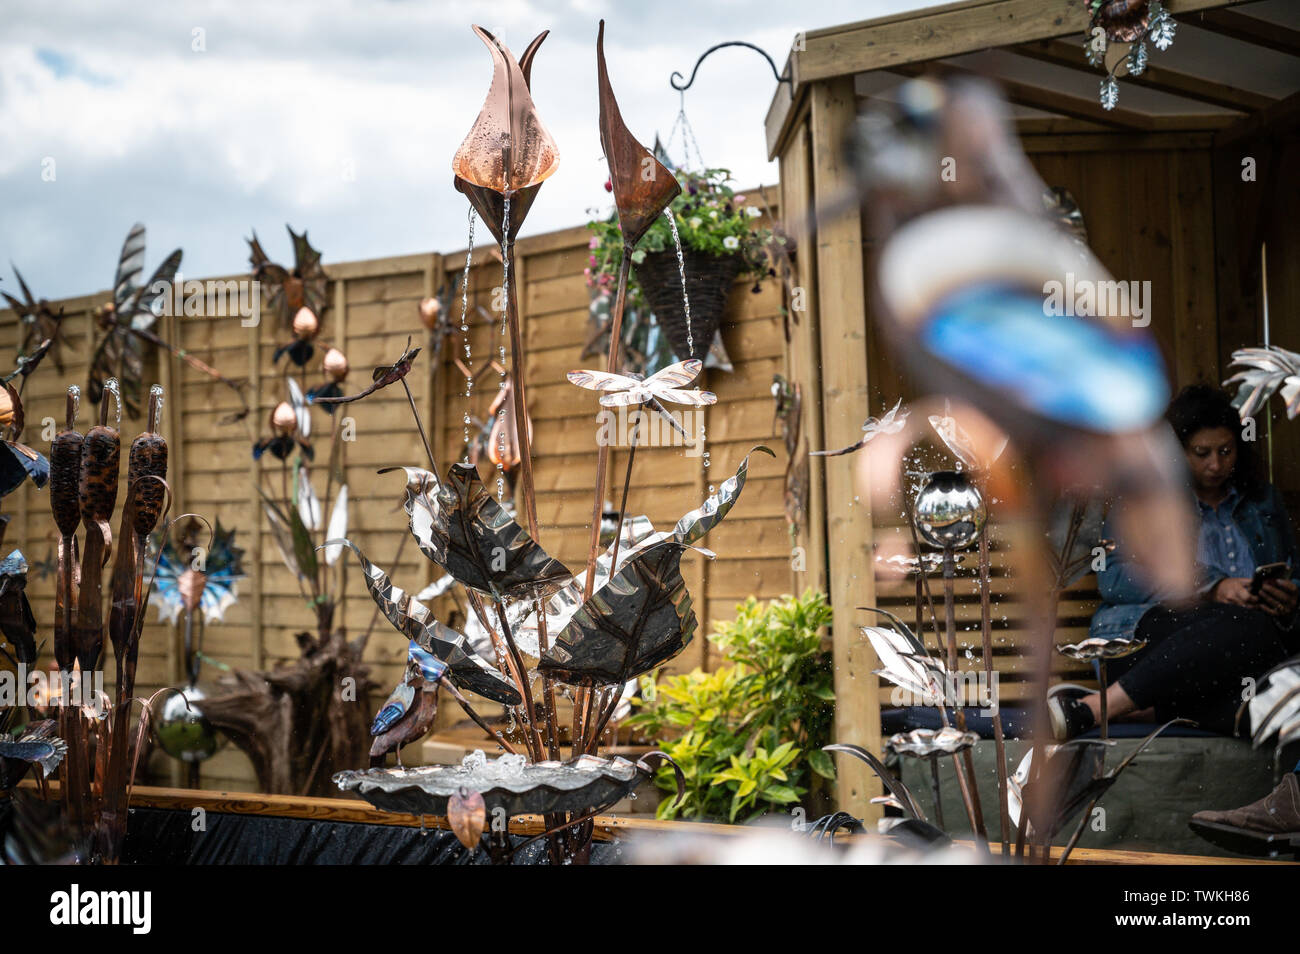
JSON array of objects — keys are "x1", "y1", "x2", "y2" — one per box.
[{"x1": 1088, "y1": 483, "x2": 1300, "y2": 641}]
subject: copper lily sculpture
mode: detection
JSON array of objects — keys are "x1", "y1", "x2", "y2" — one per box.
[{"x1": 326, "y1": 22, "x2": 774, "y2": 865}]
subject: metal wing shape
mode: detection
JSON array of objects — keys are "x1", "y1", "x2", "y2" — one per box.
[
  {"x1": 452, "y1": 25, "x2": 559, "y2": 195},
  {"x1": 596, "y1": 19, "x2": 680, "y2": 248},
  {"x1": 539, "y1": 540, "x2": 698, "y2": 686},
  {"x1": 112, "y1": 223, "x2": 148, "y2": 311},
  {"x1": 334, "y1": 539, "x2": 520, "y2": 705},
  {"x1": 389, "y1": 463, "x2": 571, "y2": 599},
  {"x1": 1224, "y1": 345, "x2": 1300, "y2": 420}
]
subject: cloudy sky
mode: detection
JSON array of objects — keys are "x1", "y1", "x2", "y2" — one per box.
[{"x1": 0, "y1": 0, "x2": 925, "y2": 300}]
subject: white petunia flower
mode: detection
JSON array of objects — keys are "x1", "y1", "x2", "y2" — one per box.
[{"x1": 723, "y1": 235, "x2": 740, "y2": 250}]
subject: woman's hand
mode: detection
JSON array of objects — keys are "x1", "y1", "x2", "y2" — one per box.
[
  {"x1": 1211, "y1": 577, "x2": 1258, "y2": 607},
  {"x1": 1258, "y1": 579, "x2": 1299, "y2": 618}
]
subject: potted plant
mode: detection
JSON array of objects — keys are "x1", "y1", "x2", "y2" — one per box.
[{"x1": 587, "y1": 168, "x2": 786, "y2": 365}]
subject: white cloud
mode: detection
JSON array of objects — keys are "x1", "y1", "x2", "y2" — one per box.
[{"x1": 0, "y1": 0, "x2": 924, "y2": 299}]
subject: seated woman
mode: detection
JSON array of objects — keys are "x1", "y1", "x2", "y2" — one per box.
[{"x1": 1052, "y1": 385, "x2": 1300, "y2": 740}]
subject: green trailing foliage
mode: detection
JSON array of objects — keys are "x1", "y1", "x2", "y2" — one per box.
[{"x1": 627, "y1": 589, "x2": 835, "y2": 823}]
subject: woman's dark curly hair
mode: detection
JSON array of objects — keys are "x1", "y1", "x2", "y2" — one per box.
[{"x1": 1166, "y1": 384, "x2": 1265, "y2": 499}]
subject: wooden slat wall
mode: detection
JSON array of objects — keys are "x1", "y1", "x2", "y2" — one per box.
[{"x1": 0, "y1": 204, "x2": 795, "y2": 791}]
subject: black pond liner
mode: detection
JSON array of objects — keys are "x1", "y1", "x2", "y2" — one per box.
[{"x1": 110, "y1": 807, "x2": 628, "y2": 865}]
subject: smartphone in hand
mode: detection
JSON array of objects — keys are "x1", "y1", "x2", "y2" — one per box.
[{"x1": 1249, "y1": 561, "x2": 1291, "y2": 596}]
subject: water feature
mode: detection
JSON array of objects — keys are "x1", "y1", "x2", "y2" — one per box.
[{"x1": 663, "y1": 208, "x2": 693, "y2": 359}]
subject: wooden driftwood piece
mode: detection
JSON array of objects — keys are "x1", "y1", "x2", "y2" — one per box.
[{"x1": 197, "y1": 631, "x2": 375, "y2": 796}]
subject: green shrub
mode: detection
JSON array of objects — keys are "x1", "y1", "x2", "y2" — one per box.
[{"x1": 627, "y1": 589, "x2": 835, "y2": 823}]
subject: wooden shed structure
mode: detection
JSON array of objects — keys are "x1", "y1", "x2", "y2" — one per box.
[{"x1": 767, "y1": 0, "x2": 1300, "y2": 816}]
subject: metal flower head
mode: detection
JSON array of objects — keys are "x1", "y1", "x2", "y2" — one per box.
[
  {"x1": 927, "y1": 399, "x2": 1007, "y2": 472},
  {"x1": 812, "y1": 398, "x2": 909, "y2": 458},
  {"x1": 595, "y1": 19, "x2": 681, "y2": 248},
  {"x1": 1224, "y1": 345, "x2": 1300, "y2": 421},
  {"x1": 452, "y1": 25, "x2": 560, "y2": 196},
  {"x1": 859, "y1": 607, "x2": 956, "y2": 707},
  {"x1": 454, "y1": 31, "x2": 549, "y2": 245},
  {"x1": 567, "y1": 358, "x2": 715, "y2": 438}
]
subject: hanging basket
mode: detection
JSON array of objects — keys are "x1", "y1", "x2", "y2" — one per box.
[{"x1": 635, "y1": 249, "x2": 744, "y2": 363}]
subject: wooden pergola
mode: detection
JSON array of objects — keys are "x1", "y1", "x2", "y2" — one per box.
[{"x1": 768, "y1": 0, "x2": 1300, "y2": 818}]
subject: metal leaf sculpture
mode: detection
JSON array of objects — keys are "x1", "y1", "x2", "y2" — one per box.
[
  {"x1": 89, "y1": 224, "x2": 183, "y2": 419},
  {"x1": 387, "y1": 463, "x2": 571, "y2": 600},
  {"x1": 539, "y1": 540, "x2": 698, "y2": 686},
  {"x1": 596, "y1": 19, "x2": 680, "y2": 248},
  {"x1": 1009, "y1": 718, "x2": 1191, "y2": 840},
  {"x1": 455, "y1": 31, "x2": 549, "y2": 244},
  {"x1": 824, "y1": 743, "x2": 929, "y2": 821},
  {"x1": 333, "y1": 539, "x2": 521, "y2": 705},
  {"x1": 452, "y1": 25, "x2": 559, "y2": 196},
  {"x1": 512, "y1": 447, "x2": 771, "y2": 655},
  {"x1": 247, "y1": 225, "x2": 328, "y2": 331},
  {"x1": 1046, "y1": 494, "x2": 1112, "y2": 589},
  {"x1": 0, "y1": 383, "x2": 49, "y2": 499}
]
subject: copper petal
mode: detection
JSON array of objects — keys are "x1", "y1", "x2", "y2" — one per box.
[
  {"x1": 596, "y1": 20, "x2": 681, "y2": 248},
  {"x1": 448, "y1": 788, "x2": 488, "y2": 850},
  {"x1": 452, "y1": 26, "x2": 559, "y2": 195}
]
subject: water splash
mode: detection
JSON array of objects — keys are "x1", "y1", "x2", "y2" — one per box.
[
  {"x1": 663, "y1": 209, "x2": 693, "y2": 359},
  {"x1": 460, "y1": 207, "x2": 477, "y2": 460}
]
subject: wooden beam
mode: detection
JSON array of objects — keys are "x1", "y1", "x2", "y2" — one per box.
[
  {"x1": 766, "y1": 0, "x2": 1248, "y2": 160},
  {"x1": 1015, "y1": 39, "x2": 1272, "y2": 113},
  {"x1": 792, "y1": 0, "x2": 1242, "y2": 85},
  {"x1": 777, "y1": 122, "x2": 829, "y2": 600},
  {"x1": 1215, "y1": 90, "x2": 1300, "y2": 147},
  {"x1": 893, "y1": 61, "x2": 1237, "y2": 131},
  {"x1": 1195, "y1": 8, "x2": 1300, "y2": 58},
  {"x1": 808, "y1": 75, "x2": 881, "y2": 821}
]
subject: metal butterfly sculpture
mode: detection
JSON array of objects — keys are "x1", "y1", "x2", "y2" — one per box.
[
  {"x1": 567, "y1": 358, "x2": 716, "y2": 437},
  {"x1": 811, "y1": 397, "x2": 909, "y2": 458},
  {"x1": 248, "y1": 225, "x2": 328, "y2": 334},
  {"x1": 3, "y1": 265, "x2": 68, "y2": 373},
  {"x1": 90, "y1": 224, "x2": 248, "y2": 421}
]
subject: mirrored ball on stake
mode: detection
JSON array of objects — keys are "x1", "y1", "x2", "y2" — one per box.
[
  {"x1": 913, "y1": 470, "x2": 986, "y2": 550},
  {"x1": 154, "y1": 684, "x2": 221, "y2": 763}
]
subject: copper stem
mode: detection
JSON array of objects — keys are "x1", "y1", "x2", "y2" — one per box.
[{"x1": 978, "y1": 527, "x2": 1011, "y2": 857}]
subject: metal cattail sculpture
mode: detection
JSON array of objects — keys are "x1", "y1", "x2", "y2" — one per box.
[
  {"x1": 73, "y1": 379, "x2": 121, "y2": 675},
  {"x1": 50, "y1": 387, "x2": 83, "y2": 674}
]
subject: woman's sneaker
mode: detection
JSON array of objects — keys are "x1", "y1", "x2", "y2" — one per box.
[{"x1": 1047, "y1": 685, "x2": 1097, "y2": 741}]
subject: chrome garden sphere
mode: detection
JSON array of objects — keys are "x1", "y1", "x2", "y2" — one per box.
[
  {"x1": 154, "y1": 684, "x2": 221, "y2": 763},
  {"x1": 912, "y1": 470, "x2": 986, "y2": 550}
]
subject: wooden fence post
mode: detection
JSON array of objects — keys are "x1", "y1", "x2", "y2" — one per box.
[{"x1": 809, "y1": 75, "x2": 881, "y2": 821}]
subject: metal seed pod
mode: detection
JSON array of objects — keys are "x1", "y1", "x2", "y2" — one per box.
[
  {"x1": 128, "y1": 385, "x2": 167, "y2": 536},
  {"x1": 80, "y1": 379, "x2": 121, "y2": 525},
  {"x1": 50, "y1": 386, "x2": 83, "y2": 537}
]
